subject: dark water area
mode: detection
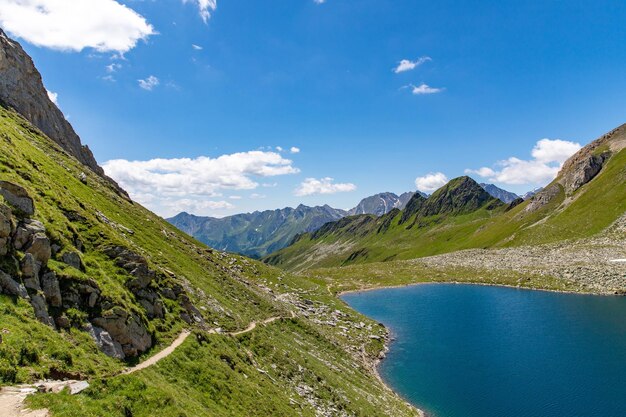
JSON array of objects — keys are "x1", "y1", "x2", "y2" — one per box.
[{"x1": 342, "y1": 284, "x2": 626, "y2": 417}]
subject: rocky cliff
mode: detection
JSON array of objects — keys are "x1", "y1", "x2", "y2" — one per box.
[{"x1": 0, "y1": 30, "x2": 104, "y2": 176}]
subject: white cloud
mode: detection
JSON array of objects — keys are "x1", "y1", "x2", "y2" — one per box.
[
  {"x1": 313, "y1": 0, "x2": 326, "y2": 3},
  {"x1": 531, "y1": 138, "x2": 582, "y2": 163},
  {"x1": 0, "y1": 0, "x2": 155, "y2": 53},
  {"x1": 465, "y1": 138, "x2": 582, "y2": 185},
  {"x1": 103, "y1": 150, "x2": 299, "y2": 216},
  {"x1": 394, "y1": 57, "x2": 431, "y2": 73},
  {"x1": 46, "y1": 89, "x2": 58, "y2": 105},
  {"x1": 276, "y1": 146, "x2": 284, "y2": 152},
  {"x1": 192, "y1": 44, "x2": 203, "y2": 50},
  {"x1": 290, "y1": 147, "x2": 300, "y2": 154},
  {"x1": 250, "y1": 193, "x2": 266, "y2": 199},
  {"x1": 295, "y1": 177, "x2": 356, "y2": 196},
  {"x1": 138, "y1": 75, "x2": 159, "y2": 91},
  {"x1": 229, "y1": 195, "x2": 242, "y2": 200},
  {"x1": 415, "y1": 172, "x2": 449, "y2": 193},
  {"x1": 106, "y1": 63, "x2": 122, "y2": 73},
  {"x1": 183, "y1": 0, "x2": 217, "y2": 23},
  {"x1": 407, "y1": 83, "x2": 443, "y2": 95}
]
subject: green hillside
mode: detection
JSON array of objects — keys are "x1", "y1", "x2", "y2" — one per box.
[
  {"x1": 0, "y1": 105, "x2": 418, "y2": 416},
  {"x1": 265, "y1": 125, "x2": 626, "y2": 272}
]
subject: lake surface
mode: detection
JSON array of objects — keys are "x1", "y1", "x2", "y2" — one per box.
[{"x1": 342, "y1": 284, "x2": 626, "y2": 417}]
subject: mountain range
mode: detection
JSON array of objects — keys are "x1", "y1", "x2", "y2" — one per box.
[
  {"x1": 168, "y1": 186, "x2": 523, "y2": 258},
  {"x1": 168, "y1": 191, "x2": 422, "y2": 258},
  {"x1": 264, "y1": 124, "x2": 626, "y2": 273}
]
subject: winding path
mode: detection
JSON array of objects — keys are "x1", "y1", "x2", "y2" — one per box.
[{"x1": 0, "y1": 313, "x2": 292, "y2": 417}]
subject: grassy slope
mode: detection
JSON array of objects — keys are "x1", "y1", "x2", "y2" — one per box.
[
  {"x1": 0, "y1": 106, "x2": 417, "y2": 416},
  {"x1": 267, "y1": 147, "x2": 626, "y2": 272}
]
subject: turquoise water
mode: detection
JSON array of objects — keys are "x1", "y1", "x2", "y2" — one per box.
[{"x1": 342, "y1": 284, "x2": 626, "y2": 417}]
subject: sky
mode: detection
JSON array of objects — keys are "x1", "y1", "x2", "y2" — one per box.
[{"x1": 1, "y1": 0, "x2": 625, "y2": 217}]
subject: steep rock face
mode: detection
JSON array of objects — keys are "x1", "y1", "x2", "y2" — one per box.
[
  {"x1": 0, "y1": 30, "x2": 103, "y2": 176},
  {"x1": 526, "y1": 123, "x2": 626, "y2": 212},
  {"x1": 349, "y1": 192, "x2": 417, "y2": 216}
]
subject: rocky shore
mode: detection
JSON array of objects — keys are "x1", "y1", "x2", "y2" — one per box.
[{"x1": 410, "y1": 215, "x2": 626, "y2": 295}]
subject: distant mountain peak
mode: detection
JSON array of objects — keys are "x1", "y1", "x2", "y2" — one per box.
[{"x1": 479, "y1": 183, "x2": 519, "y2": 203}]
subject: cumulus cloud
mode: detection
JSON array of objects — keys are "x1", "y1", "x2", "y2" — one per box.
[
  {"x1": 294, "y1": 177, "x2": 356, "y2": 196},
  {"x1": 103, "y1": 150, "x2": 299, "y2": 216},
  {"x1": 0, "y1": 0, "x2": 155, "y2": 53},
  {"x1": 138, "y1": 75, "x2": 159, "y2": 91},
  {"x1": 313, "y1": 0, "x2": 326, "y2": 3},
  {"x1": 415, "y1": 172, "x2": 448, "y2": 193},
  {"x1": 290, "y1": 147, "x2": 300, "y2": 154},
  {"x1": 465, "y1": 138, "x2": 581, "y2": 185},
  {"x1": 406, "y1": 83, "x2": 443, "y2": 95},
  {"x1": 394, "y1": 57, "x2": 431, "y2": 73},
  {"x1": 192, "y1": 44, "x2": 203, "y2": 50},
  {"x1": 46, "y1": 89, "x2": 58, "y2": 105},
  {"x1": 183, "y1": 0, "x2": 217, "y2": 23}
]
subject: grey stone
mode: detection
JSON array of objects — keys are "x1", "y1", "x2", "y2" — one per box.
[
  {"x1": 127, "y1": 264, "x2": 155, "y2": 290},
  {"x1": 92, "y1": 308, "x2": 152, "y2": 357},
  {"x1": 26, "y1": 233, "x2": 51, "y2": 265},
  {"x1": 20, "y1": 253, "x2": 41, "y2": 278},
  {"x1": 41, "y1": 271, "x2": 62, "y2": 307},
  {"x1": 62, "y1": 251, "x2": 83, "y2": 270},
  {"x1": 0, "y1": 203, "x2": 12, "y2": 238},
  {"x1": 0, "y1": 270, "x2": 28, "y2": 298},
  {"x1": 0, "y1": 237, "x2": 8, "y2": 256},
  {"x1": 0, "y1": 181, "x2": 34, "y2": 215},
  {"x1": 13, "y1": 219, "x2": 45, "y2": 250},
  {"x1": 88, "y1": 292, "x2": 98, "y2": 308},
  {"x1": 562, "y1": 153, "x2": 608, "y2": 195},
  {"x1": 30, "y1": 293, "x2": 54, "y2": 327},
  {"x1": 84, "y1": 323, "x2": 125, "y2": 360}
]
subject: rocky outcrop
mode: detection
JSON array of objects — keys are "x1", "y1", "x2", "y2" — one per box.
[
  {"x1": 0, "y1": 30, "x2": 102, "y2": 175},
  {"x1": 0, "y1": 181, "x2": 34, "y2": 215},
  {"x1": 93, "y1": 307, "x2": 152, "y2": 358},
  {"x1": 526, "y1": 124, "x2": 626, "y2": 212},
  {"x1": 525, "y1": 183, "x2": 561, "y2": 212}
]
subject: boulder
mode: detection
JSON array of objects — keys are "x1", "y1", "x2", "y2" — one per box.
[
  {"x1": 127, "y1": 264, "x2": 155, "y2": 290},
  {"x1": 30, "y1": 293, "x2": 55, "y2": 327},
  {"x1": 13, "y1": 219, "x2": 45, "y2": 250},
  {"x1": 0, "y1": 270, "x2": 28, "y2": 298},
  {"x1": 0, "y1": 203, "x2": 12, "y2": 238},
  {"x1": 84, "y1": 323, "x2": 125, "y2": 360},
  {"x1": 88, "y1": 292, "x2": 98, "y2": 308},
  {"x1": 26, "y1": 233, "x2": 51, "y2": 265},
  {"x1": 21, "y1": 253, "x2": 41, "y2": 277},
  {"x1": 41, "y1": 271, "x2": 62, "y2": 307},
  {"x1": 55, "y1": 315, "x2": 71, "y2": 329},
  {"x1": 62, "y1": 251, "x2": 83, "y2": 270},
  {"x1": 93, "y1": 308, "x2": 152, "y2": 357},
  {"x1": 0, "y1": 181, "x2": 34, "y2": 215}
]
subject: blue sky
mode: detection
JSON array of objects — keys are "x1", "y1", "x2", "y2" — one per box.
[{"x1": 2, "y1": 0, "x2": 625, "y2": 217}]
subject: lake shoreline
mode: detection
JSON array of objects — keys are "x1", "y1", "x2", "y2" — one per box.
[{"x1": 341, "y1": 281, "x2": 626, "y2": 417}]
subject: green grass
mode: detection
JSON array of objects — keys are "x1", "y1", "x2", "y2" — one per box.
[
  {"x1": 266, "y1": 146, "x2": 626, "y2": 272},
  {"x1": 0, "y1": 106, "x2": 418, "y2": 416}
]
